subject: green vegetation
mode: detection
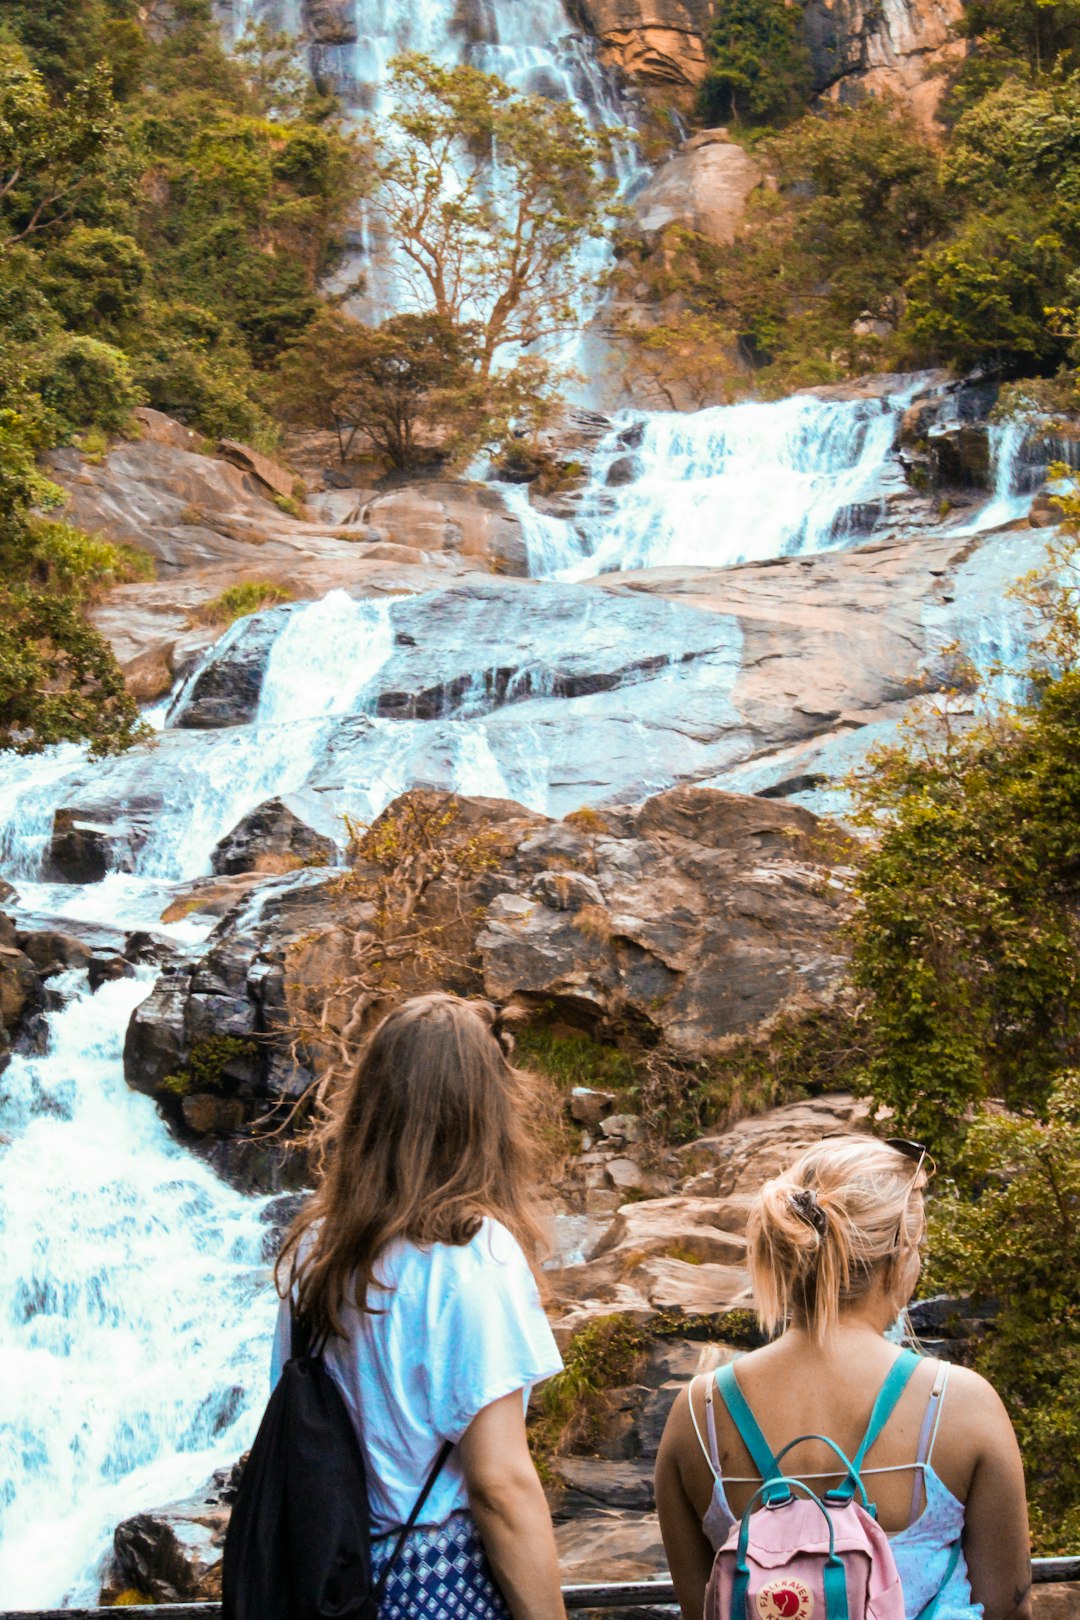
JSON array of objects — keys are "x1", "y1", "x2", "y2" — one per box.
[
  {"x1": 928, "y1": 1078, "x2": 1080, "y2": 1553},
  {"x1": 846, "y1": 488, "x2": 1080, "y2": 1549},
  {"x1": 193, "y1": 580, "x2": 294, "y2": 627},
  {"x1": 627, "y1": 3, "x2": 1080, "y2": 397},
  {"x1": 516, "y1": 1004, "x2": 863, "y2": 1145},
  {"x1": 0, "y1": 0, "x2": 362, "y2": 754},
  {"x1": 699, "y1": 0, "x2": 813, "y2": 128},
  {"x1": 529, "y1": 1314, "x2": 649, "y2": 1474},
  {"x1": 161, "y1": 1035, "x2": 259, "y2": 1097}
]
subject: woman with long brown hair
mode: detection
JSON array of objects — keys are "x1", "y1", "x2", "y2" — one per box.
[{"x1": 271, "y1": 992, "x2": 566, "y2": 1620}]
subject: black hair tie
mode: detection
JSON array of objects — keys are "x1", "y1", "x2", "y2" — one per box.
[{"x1": 790, "y1": 1187, "x2": 829, "y2": 1239}]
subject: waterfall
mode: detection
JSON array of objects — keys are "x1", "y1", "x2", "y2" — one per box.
[
  {"x1": 955, "y1": 419, "x2": 1033, "y2": 536},
  {"x1": 499, "y1": 390, "x2": 918, "y2": 581},
  {"x1": 0, "y1": 972, "x2": 277, "y2": 1607}
]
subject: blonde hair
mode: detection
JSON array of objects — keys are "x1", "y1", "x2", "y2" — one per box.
[{"x1": 747, "y1": 1134, "x2": 927, "y2": 1343}]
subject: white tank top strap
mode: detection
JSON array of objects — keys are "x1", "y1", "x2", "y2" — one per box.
[
  {"x1": 909, "y1": 1359, "x2": 950, "y2": 1522},
  {"x1": 688, "y1": 1372, "x2": 722, "y2": 1480}
]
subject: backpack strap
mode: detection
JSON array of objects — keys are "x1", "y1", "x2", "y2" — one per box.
[
  {"x1": 913, "y1": 1540, "x2": 962, "y2": 1620},
  {"x1": 828, "y1": 1350, "x2": 921, "y2": 1505},
  {"x1": 373, "y1": 1441, "x2": 454, "y2": 1600},
  {"x1": 289, "y1": 1300, "x2": 313, "y2": 1361},
  {"x1": 714, "y1": 1362, "x2": 787, "y2": 1504}
]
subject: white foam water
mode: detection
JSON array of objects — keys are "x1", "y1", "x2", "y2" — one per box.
[{"x1": 0, "y1": 972, "x2": 278, "y2": 1607}]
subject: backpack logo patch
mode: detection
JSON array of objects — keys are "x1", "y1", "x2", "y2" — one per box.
[{"x1": 756, "y1": 1578, "x2": 815, "y2": 1620}]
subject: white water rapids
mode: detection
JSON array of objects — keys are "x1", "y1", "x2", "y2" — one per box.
[
  {"x1": 0, "y1": 972, "x2": 277, "y2": 1607},
  {"x1": 0, "y1": 387, "x2": 1051, "y2": 1600}
]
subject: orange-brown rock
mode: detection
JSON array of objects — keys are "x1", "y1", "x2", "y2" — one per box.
[
  {"x1": 125, "y1": 786, "x2": 852, "y2": 1190},
  {"x1": 571, "y1": 0, "x2": 713, "y2": 85}
]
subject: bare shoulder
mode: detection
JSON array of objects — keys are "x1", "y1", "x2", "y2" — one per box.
[
  {"x1": 935, "y1": 1361, "x2": 1020, "y2": 1467},
  {"x1": 940, "y1": 1362, "x2": 1014, "y2": 1424}
]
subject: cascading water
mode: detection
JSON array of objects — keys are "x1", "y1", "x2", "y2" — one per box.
[
  {"x1": 507, "y1": 389, "x2": 919, "y2": 580},
  {"x1": 0, "y1": 971, "x2": 277, "y2": 1606}
]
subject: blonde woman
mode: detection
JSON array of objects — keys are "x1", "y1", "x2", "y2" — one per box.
[
  {"x1": 656, "y1": 1136, "x2": 1031, "y2": 1620},
  {"x1": 272, "y1": 993, "x2": 566, "y2": 1620}
]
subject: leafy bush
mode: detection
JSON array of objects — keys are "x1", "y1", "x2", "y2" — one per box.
[
  {"x1": 928, "y1": 1076, "x2": 1080, "y2": 1552},
  {"x1": 698, "y1": 0, "x2": 813, "y2": 127},
  {"x1": 35, "y1": 334, "x2": 143, "y2": 434}
]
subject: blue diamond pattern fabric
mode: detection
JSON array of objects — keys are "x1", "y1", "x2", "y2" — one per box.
[{"x1": 372, "y1": 1510, "x2": 512, "y2": 1620}]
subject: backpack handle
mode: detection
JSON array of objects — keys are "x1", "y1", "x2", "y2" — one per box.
[
  {"x1": 731, "y1": 1476, "x2": 851, "y2": 1620},
  {"x1": 771, "y1": 1434, "x2": 873, "y2": 1515}
]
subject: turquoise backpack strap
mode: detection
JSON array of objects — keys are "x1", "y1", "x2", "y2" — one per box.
[
  {"x1": 714, "y1": 1363, "x2": 787, "y2": 1503},
  {"x1": 913, "y1": 1542, "x2": 962, "y2": 1620},
  {"x1": 828, "y1": 1350, "x2": 922, "y2": 1506}
]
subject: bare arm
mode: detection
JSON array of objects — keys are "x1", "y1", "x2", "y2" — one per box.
[
  {"x1": 656, "y1": 1386, "x2": 718, "y2": 1620},
  {"x1": 459, "y1": 1389, "x2": 567, "y2": 1620},
  {"x1": 955, "y1": 1373, "x2": 1031, "y2": 1620}
]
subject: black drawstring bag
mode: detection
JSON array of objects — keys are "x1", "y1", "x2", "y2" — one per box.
[{"x1": 222, "y1": 1308, "x2": 451, "y2": 1620}]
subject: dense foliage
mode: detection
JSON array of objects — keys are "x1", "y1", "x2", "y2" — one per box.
[
  {"x1": 847, "y1": 493, "x2": 1080, "y2": 1547},
  {"x1": 928, "y1": 1078, "x2": 1080, "y2": 1552},
  {"x1": 628, "y1": 0, "x2": 1080, "y2": 398},
  {"x1": 0, "y1": 0, "x2": 362, "y2": 752},
  {"x1": 698, "y1": 0, "x2": 813, "y2": 127}
]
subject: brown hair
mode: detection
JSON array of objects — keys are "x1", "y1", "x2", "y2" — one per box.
[
  {"x1": 275, "y1": 992, "x2": 546, "y2": 1339},
  {"x1": 747, "y1": 1134, "x2": 928, "y2": 1343}
]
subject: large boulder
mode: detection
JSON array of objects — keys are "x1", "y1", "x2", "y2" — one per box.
[
  {"x1": 361, "y1": 481, "x2": 529, "y2": 575},
  {"x1": 634, "y1": 133, "x2": 764, "y2": 245},
  {"x1": 123, "y1": 785, "x2": 850, "y2": 1191},
  {"x1": 104, "y1": 1464, "x2": 238, "y2": 1603},
  {"x1": 45, "y1": 802, "x2": 160, "y2": 882}
]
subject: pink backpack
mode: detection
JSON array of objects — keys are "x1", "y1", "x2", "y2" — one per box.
[{"x1": 705, "y1": 1352, "x2": 958, "y2": 1620}]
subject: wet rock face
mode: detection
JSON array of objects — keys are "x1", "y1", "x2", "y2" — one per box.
[
  {"x1": 123, "y1": 785, "x2": 849, "y2": 1192},
  {"x1": 45, "y1": 803, "x2": 160, "y2": 881},
  {"x1": 172, "y1": 607, "x2": 290, "y2": 731},
  {"x1": 105, "y1": 1463, "x2": 238, "y2": 1602},
  {"x1": 303, "y1": 0, "x2": 359, "y2": 42},
  {"x1": 211, "y1": 796, "x2": 338, "y2": 876},
  {"x1": 573, "y1": 0, "x2": 964, "y2": 119}
]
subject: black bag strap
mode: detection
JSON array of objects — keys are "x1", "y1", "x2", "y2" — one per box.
[{"x1": 373, "y1": 1440, "x2": 454, "y2": 1600}]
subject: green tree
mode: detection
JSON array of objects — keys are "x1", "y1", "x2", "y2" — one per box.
[
  {"x1": 41, "y1": 224, "x2": 148, "y2": 332},
  {"x1": 901, "y1": 211, "x2": 1071, "y2": 371},
  {"x1": 370, "y1": 53, "x2": 622, "y2": 376},
  {"x1": 0, "y1": 42, "x2": 131, "y2": 252},
  {"x1": 699, "y1": 0, "x2": 814, "y2": 127},
  {"x1": 273, "y1": 308, "x2": 496, "y2": 468},
  {"x1": 0, "y1": 401, "x2": 144, "y2": 755},
  {"x1": 928, "y1": 1076, "x2": 1080, "y2": 1552}
]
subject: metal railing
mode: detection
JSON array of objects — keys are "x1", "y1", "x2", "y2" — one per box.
[{"x1": 3, "y1": 1562, "x2": 1079, "y2": 1620}]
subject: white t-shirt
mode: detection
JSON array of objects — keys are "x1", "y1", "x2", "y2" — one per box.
[{"x1": 270, "y1": 1217, "x2": 563, "y2": 1533}]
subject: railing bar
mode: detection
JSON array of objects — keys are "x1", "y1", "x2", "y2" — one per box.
[{"x1": 3, "y1": 1559, "x2": 1079, "y2": 1620}]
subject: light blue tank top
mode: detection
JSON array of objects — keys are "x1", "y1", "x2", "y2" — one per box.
[{"x1": 698, "y1": 1361, "x2": 984, "y2": 1620}]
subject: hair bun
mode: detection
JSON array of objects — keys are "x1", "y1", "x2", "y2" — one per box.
[{"x1": 789, "y1": 1187, "x2": 829, "y2": 1238}]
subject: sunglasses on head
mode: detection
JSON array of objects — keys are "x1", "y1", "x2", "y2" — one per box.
[{"x1": 885, "y1": 1138, "x2": 936, "y2": 1181}]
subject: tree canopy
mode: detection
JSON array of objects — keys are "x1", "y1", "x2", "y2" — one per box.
[{"x1": 369, "y1": 53, "x2": 622, "y2": 376}]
